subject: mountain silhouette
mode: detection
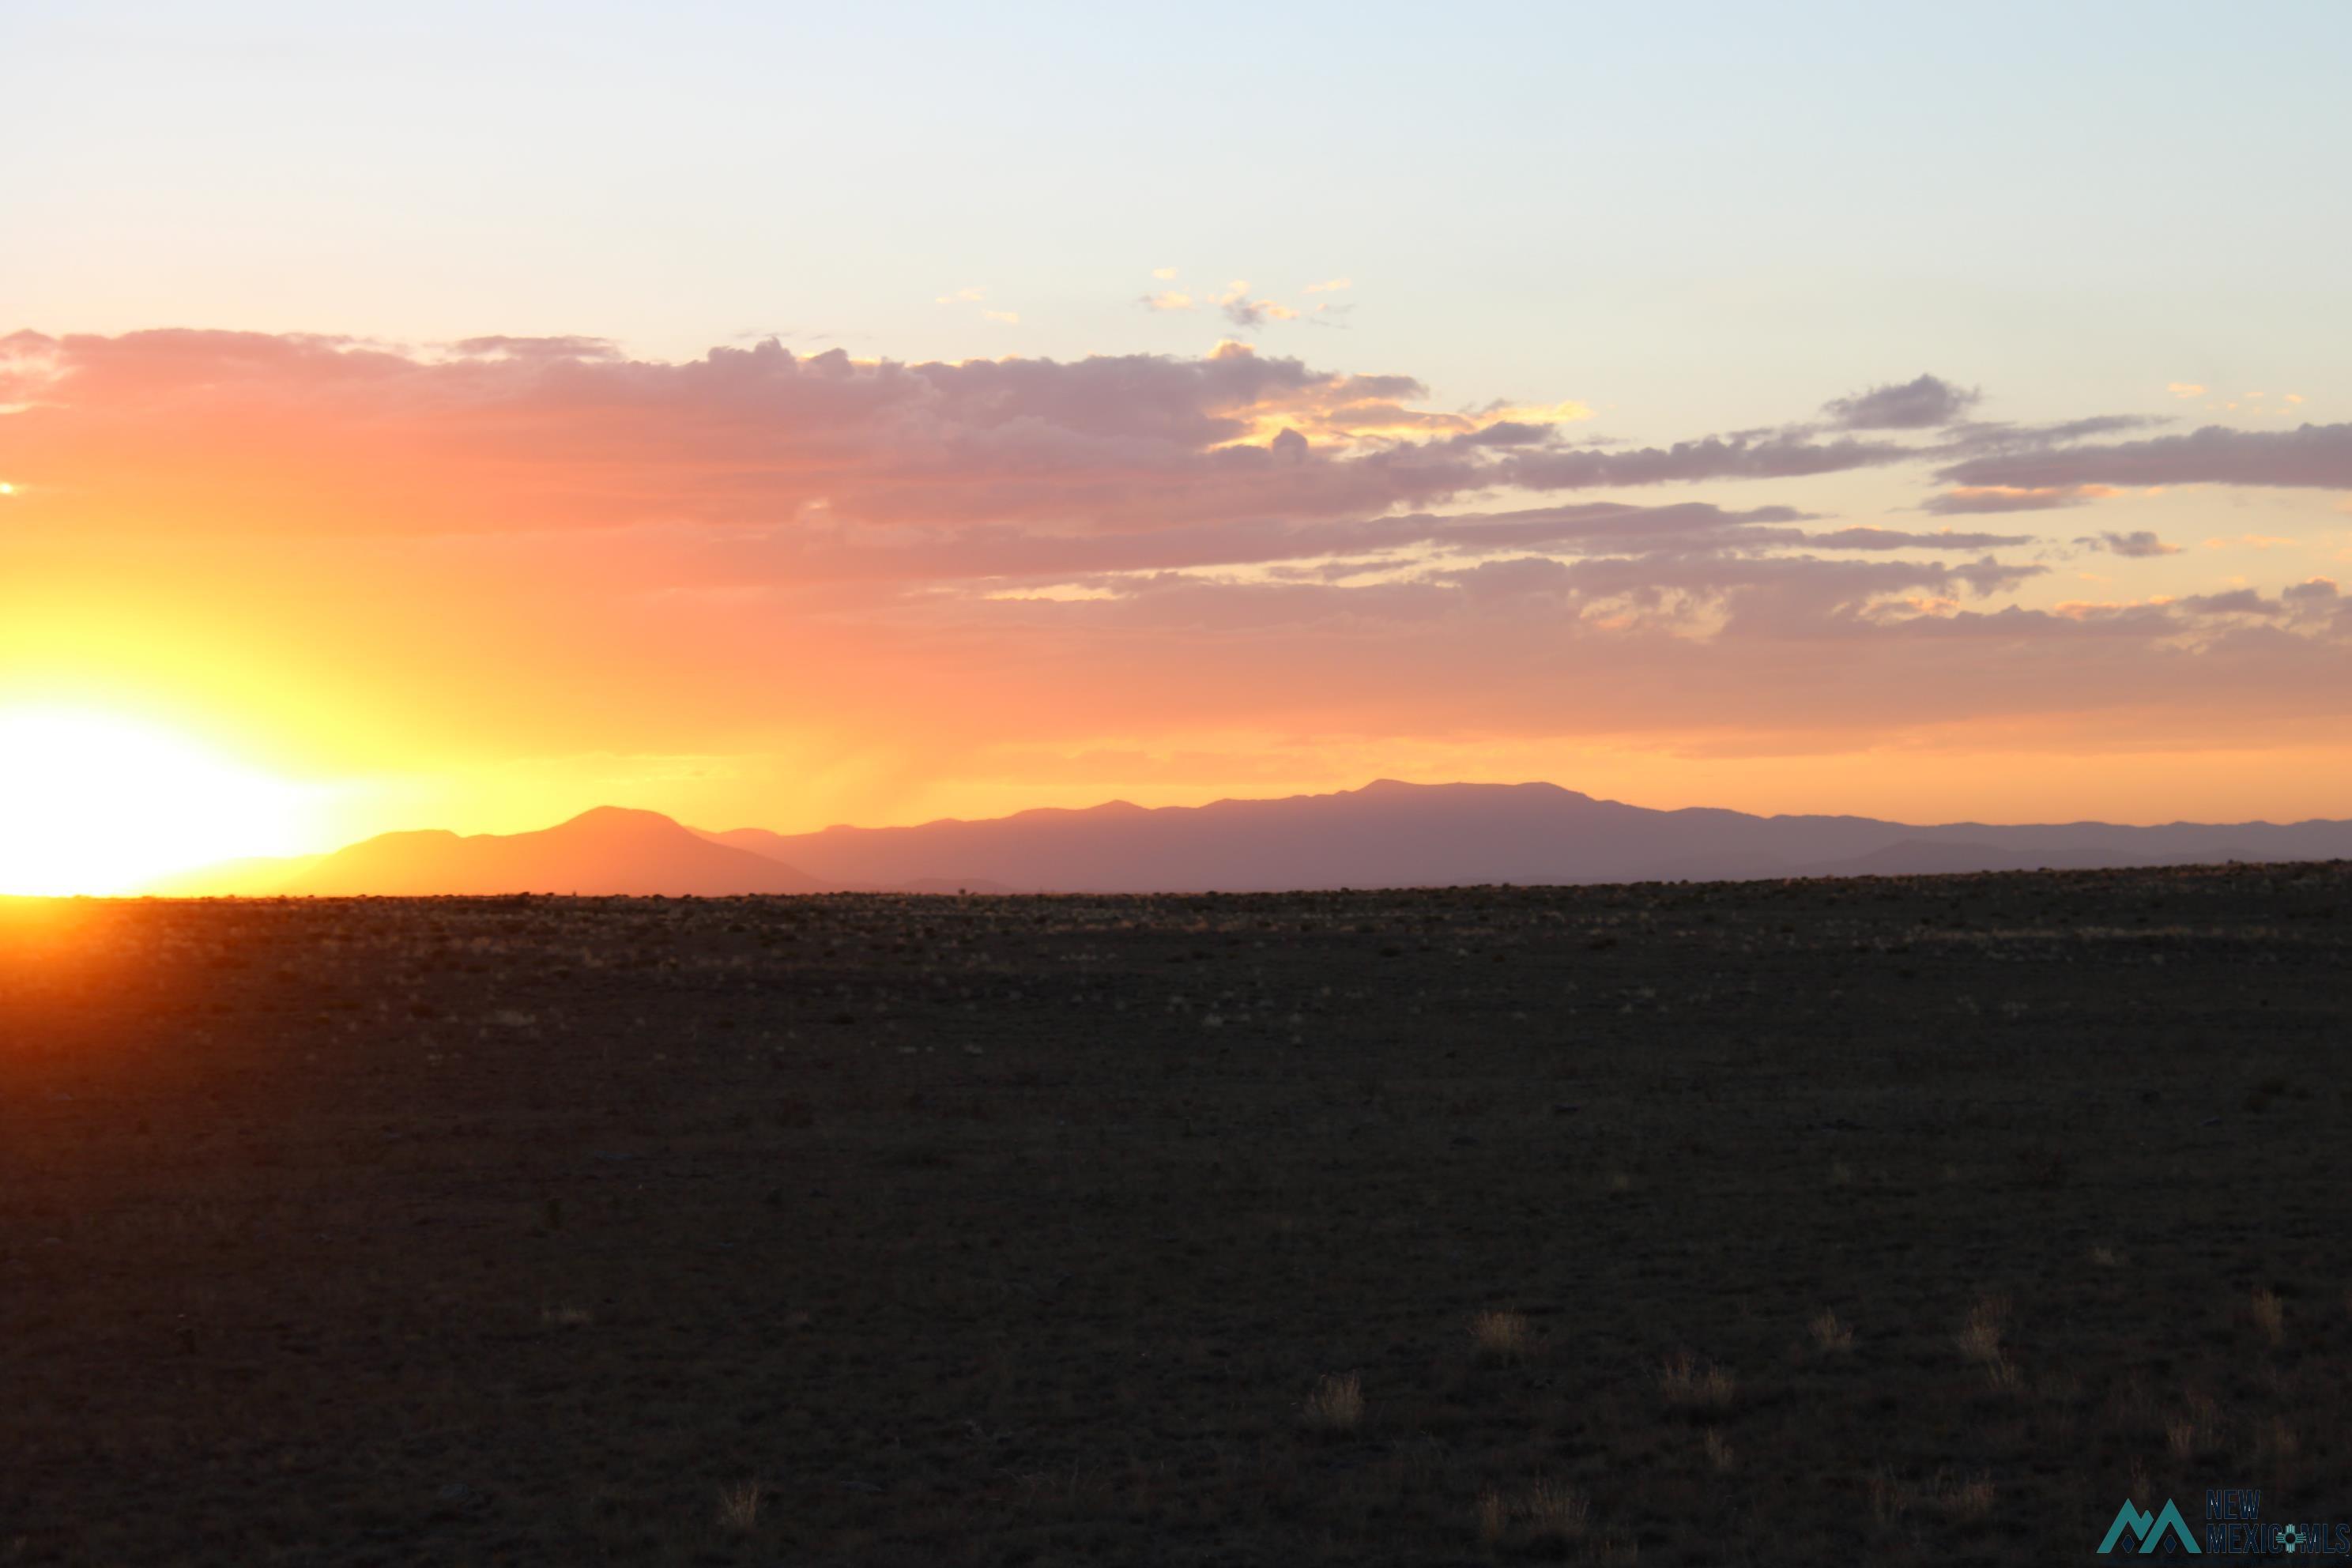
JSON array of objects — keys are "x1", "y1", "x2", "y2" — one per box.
[
  {"x1": 707, "y1": 779, "x2": 2352, "y2": 891},
  {"x1": 195, "y1": 805, "x2": 826, "y2": 896},
  {"x1": 156, "y1": 782, "x2": 2352, "y2": 895}
]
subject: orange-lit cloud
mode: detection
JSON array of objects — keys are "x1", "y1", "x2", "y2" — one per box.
[
  {"x1": 1922, "y1": 484, "x2": 2118, "y2": 514},
  {"x1": 6, "y1": 327, "x2": 2350, "y2": 841}
]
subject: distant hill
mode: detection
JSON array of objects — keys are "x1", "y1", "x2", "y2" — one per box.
[
  {"x1": 166, "y1": 805, "x2": 824, "y2": 896},
  {"x1": 156, "y1": 782, "x2": 2352, "y2": 896},
  {"x1": 708, "y1": 779, "x2": 2352, "y2": 891}
]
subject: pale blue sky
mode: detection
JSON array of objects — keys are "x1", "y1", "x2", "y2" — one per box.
[{"x1": 9, "y1": 0, "x2": 2349, "y2": 433}]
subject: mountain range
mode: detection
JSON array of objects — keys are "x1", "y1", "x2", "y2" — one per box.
[{"x1": 146, "y1": 781, "x2": 2352, "y2": 896}]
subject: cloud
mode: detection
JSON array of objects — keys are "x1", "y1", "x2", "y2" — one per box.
[
  {"x1": 1502, "y1": 432, "x2": 1913, "y2": 489},
  {"x1": 1302, "y1": 277, "x2": 1352, "y2": 294},
  {"x1": 1139, "y1": 291, "x2": 1196, "y2": 312},
  {"x1": 451, "y1": 334, "x2": 624, "y2": 361},
  {"x1": 1922, "y1": 484, "x2": 2116, "y2": 514},
  {"x1": 934, "y1": 286, "x2": 986, "y2": 304},
  {"x1": 1807, "y1": 526, "x2": 2034, "y2": 549},
  {"x1": 2177, "y1": 587, "x2": 2275, "y2": 616},
  {"x1": 2168, "y1": 383, "x2": 2206, "y2": 398},
  {"x1": 1822, "y1": 373, "x2": 1981, "y2": 430},
  {"x1": 2079, "y1": 530, "x2": 2182, "y2": 558},
  {"x1": 982, "y1": 311, "x2": 1020, "y2": 325},
  {"x1": 13, "y1": 326, "x2": 2352, "y2": 797},
  {"x1": 1938, "y1": 414, "x2": 2170, "y2": 454},
  {"x1": 1152, "y1": 267, "x2": 1178, "y2": 281},
  {"x1": 661, "y1": 499, "x2": 1830, "y2": 589},
  {"x1": 1216, "y1": 281, "x2": 1298, "y2": 330},
  {"x1": 1942, "y1": 421, "x2": 2352, "y2": 491},
  {"x1": 2, "y1": 329, "x2": 1563, "y2": 535}
]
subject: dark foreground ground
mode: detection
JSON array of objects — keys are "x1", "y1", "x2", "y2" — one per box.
[{"x1": 3, "y1": 863, "x2": 2350, "y2": 1566}]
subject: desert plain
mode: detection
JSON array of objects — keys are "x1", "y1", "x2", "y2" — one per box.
[{"x1": 4, "y1": 861, "x2": 2349, "y2": 1565}]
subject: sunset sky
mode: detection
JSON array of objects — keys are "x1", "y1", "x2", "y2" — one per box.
[{"x1": 6, "y1": 2, "x2": 2352, "y2": 890}]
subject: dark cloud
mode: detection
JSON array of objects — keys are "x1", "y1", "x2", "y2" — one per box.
[
  {"x1": 2078, "y1": 530, "x2": 2182, "y2": 558},
  {"x1": 1502, "y1": 432, "x2": 1912, "y2": 490},
  {"x1": 1805, "y1": 526, "x2": 2034, "y2": 549},
  {"x1": 1461, "y1": 420, "x2": 1551, "y2": 447},
  {"x1": 1939, "y1": 413, "x2": 2168, "y2": 451},
  {"x1": 2178, "y1": 589, "x2": 2277, "y2": 616},
  {"x1": 1822, "y1": 373, "x2": 1980, "y2": 430},
  {"x1": 1943, "y1": 421, "x2": 2352, "y2": 491}
]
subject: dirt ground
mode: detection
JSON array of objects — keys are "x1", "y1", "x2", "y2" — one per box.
[{"x1": 4, "y1": 862, "x2": 2348, "y2": 1565}]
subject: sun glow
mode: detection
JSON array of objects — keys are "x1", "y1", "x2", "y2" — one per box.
[{"x1": 0, "y1": 708, "x2": 320, "y2": 895}]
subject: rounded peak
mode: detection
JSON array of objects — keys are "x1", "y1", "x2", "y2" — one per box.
[{"x1": 552, "y1": 805, "x2": 688, "y2": 834}]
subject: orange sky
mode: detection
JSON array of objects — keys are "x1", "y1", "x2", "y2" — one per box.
[{"x1": 2, "y1": 326, "x2": 2348, "y2": 878}]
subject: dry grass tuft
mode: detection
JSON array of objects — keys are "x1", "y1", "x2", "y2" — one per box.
[
  {"x1": 1702, "y1": 1427, "x2": 1736, "y2": 1472},
  {"x1": 539, "y1": 1304, "x2": 594, "y2": 1329},
  {"x1": 1658, "y1": 1351, "x2": 1736, "y2": 1411},
  {"x1": 1475, "y1": 1488, "x2": 1509, "y2": 1547},
  {"x1": 1300, "y1": 1371, "x2": 1364, "y2": 1433},
  {"x1": 1955, "y1": 1295, "x2": 2008, "y2": 1364},
  {"x1": 1475, "y1": 1477, "x2": 1590, "y2": 1551},
  {"x1": 1871, "y1": 1470, "x2": 1994, "y2": 1528},
  {"x1": 2251, "y1": 1287, "x2": 2286, "y2": 1346},
  {"x1": 1932, "y1": 1472, "x2": 1996, "y2": 1521},
  {"x1": 1470, "y1": 1310, "x2": 1531, "y2": 1363},
  {"x1": 1520, "y1": 1478, "x2": 1590, "y2": 1544},
  {"x1": 2165, "y1": 1394, "x2": 2220, "y2": 1461},
  {"x1": 2089, "y1": 1245, "x2": 2127, "y2": 1268},
  {"x1": 717, "y1": 1482, "x2": 762, "y2": 1532},
  {"x1": 1809, "y1": 1310, "x2": 1854, "y2": 1354}
]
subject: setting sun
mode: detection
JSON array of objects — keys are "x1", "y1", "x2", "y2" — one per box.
[{"x1": 0, "y1": 708, "x2": 318, "y2": 895}]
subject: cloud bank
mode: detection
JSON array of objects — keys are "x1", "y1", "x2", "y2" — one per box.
[{"x1": 4, "y1": 327, "x2": 2345, "y2": 801}]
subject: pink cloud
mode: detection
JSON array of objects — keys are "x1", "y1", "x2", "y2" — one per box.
[{"x1": 8, "y1": 328, "x2": 2348, "y2": 771}]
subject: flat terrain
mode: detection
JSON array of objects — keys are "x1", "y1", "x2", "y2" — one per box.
[{"x1": 4, "y1": 864, "x2": 2349, "y2": 1565}]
